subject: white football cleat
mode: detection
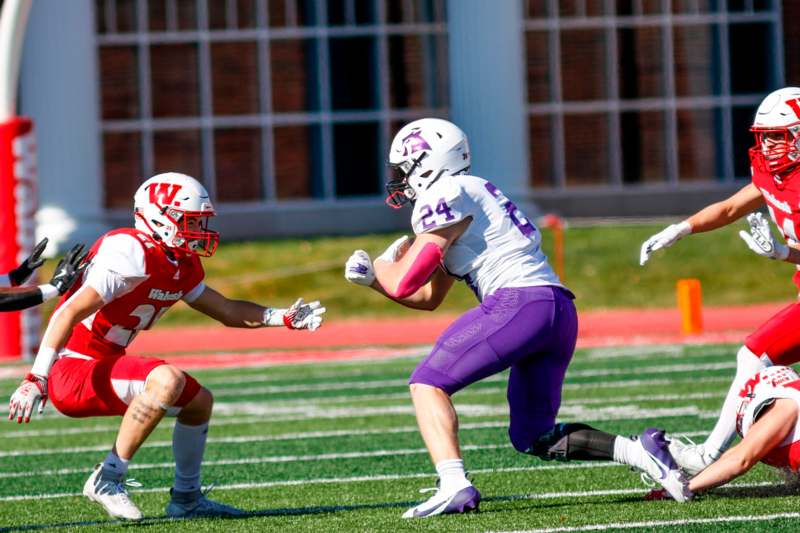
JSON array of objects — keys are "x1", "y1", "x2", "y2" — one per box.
[
  {"x1": 82, "y1": 464, "x2": 143, "y2": 521},
  {"x1": 667, "y1": 436, "x2": 716, "y2": 476},
  {"x1": 637, "y1": 428, "x2": 693, "y2": 502},
  {"x1": 166, "y1": 486, "x2": 246, "y2": 518},
  {"x1": 402, "y1": 482, "x2": 481, "y2": 518}
]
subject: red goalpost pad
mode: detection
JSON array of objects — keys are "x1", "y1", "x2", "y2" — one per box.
[{"x1": 0, "y1": 116, "x2": 39, "y2": 359}]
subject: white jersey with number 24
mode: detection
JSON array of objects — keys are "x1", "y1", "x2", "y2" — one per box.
[{"x1": 411, "y1": 174, "x2": 564, "y2": 301}]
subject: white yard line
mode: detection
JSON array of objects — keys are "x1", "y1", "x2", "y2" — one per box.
[
  {"x1": 0, "y1": 389, "x2": 719, "y2": 441},
  {"x1": 0, "y1": 404, "x2": 712, "y2": 459},
  {"x1": 490, "y1": 511, "x2": 800, "y2": 533},
  {"x1": 0, "y1": 374, "x2": 731, "y2": 440},
  {"x1": 0, "y1": 430, "x2": 711, "y2": 480},
  {"x1": 197, "y1": 362, "x2": 735, "y2": 397},
  {"x1": 581, "y1": 344, "x2": 733, "y2": 361},
  {"x1": 0, "y1": 475, "x2": 769, "y2": 503}
]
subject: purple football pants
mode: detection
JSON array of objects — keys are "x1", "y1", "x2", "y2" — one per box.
[{"x1": 409, "y1": 285, "x2": 578, "y2": 452}]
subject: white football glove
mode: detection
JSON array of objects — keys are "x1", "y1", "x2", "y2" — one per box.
[
  {"x1": 738, "y1": 212, "x2": 789, "y2": 260},
  {"x1": 376, "y1": 235, "x2": 411, "y2": 263},
  {"x1": 8, "y1": 373, "x2": 48, "y2": 423},
  {"x1": 639, "y1": 221, "x2": 692, "y2": 266},
  {"x1": 281, "y1": 298, "x2": 326, "y2": 331},
  {"x1": 345, "y1": 250, "x2": 375, "y2": 286}
]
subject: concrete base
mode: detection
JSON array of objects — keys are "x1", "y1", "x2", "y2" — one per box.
[{"x1": 526, "y1": 182, "x2": 746, "y2": 218}]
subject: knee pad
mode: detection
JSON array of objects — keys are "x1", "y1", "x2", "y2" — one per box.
[{"x1": 525, "y1": 422, "x2": 593, "y2": 460}]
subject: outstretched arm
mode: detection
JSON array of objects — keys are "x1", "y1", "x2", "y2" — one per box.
[
  {"x1": 0, "y1": 286, "x2": 53, "y2": 312},
  {"x1": 641, "y1": 183, "x2": 763, "y2": 265},
  {"x1": 685, "y1": 183, "x2": 765, "y2": 233},
  {"x1": 187, "y1": 286, "x2": 325, "y2": 330},
  {"x1": 688, "y1": 398, "x2": 798, "y2": 493}
]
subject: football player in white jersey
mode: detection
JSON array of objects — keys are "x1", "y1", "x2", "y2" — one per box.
[{"x1": 346, "y1": 118, "x2": 688, "y2": 518}]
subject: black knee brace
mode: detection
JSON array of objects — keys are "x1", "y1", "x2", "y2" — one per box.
[{"x1": 527, "y1": 422, "x2": 616, "y2": 461}]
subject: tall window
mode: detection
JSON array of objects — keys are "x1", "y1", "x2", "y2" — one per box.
[
  {"x1": 524, "y1": 0, "x2": 782, "y2": 189},
  {"x1": 95, "y1": 0, "x2": 448, "y2": 208}
]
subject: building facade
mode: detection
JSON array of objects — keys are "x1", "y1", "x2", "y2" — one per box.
[{"x1": 16, "y1": 0, "x2": 799, "y2": 246}]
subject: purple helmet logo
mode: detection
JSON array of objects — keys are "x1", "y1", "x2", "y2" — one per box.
[{"x1": 401, "y1": 131, "x2": 431, "y2": 156}]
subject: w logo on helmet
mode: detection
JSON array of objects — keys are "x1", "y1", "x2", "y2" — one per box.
[
  {"x1": 148, "y1": 183, "x2": 183, "y2": 206},
  {"x1": 401, "y1": 131, "x2": 431, "y2": 156},
  {"x1": 786, "y1": 98, "x2": 800, "y2": 120}
]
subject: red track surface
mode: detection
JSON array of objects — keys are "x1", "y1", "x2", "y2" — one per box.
[
  {"x1": 128, "y1": 301, "x2": 786, "y2": 355},
  {"x1": 0, "y1": 302, "x2": 787, "y2": 377}
]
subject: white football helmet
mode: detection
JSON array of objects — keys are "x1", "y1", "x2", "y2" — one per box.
[
  {"x1": 133, "y1": 172, "x2": 219, "y2": 257},
  {"x1": 750, "y1": 87, "x2": 800, "y2": 176},
  {"x1": 386, "y1": 118, "x2": 471, "y2": 208}
]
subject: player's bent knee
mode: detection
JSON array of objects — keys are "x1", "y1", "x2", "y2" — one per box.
[{"x1": 146, "y1": 364, "x2": 186, "y2": 405}]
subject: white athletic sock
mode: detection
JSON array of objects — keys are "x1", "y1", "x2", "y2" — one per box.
[
  {"x1": 102, "y1": 450, "x2": 129, "y2": 476},
  {"x1": 703, "y1": 345, "x2": 770, "y2": 459},
  {"x1": 172, "y1": 421, "x2": 209, "y2": 493},
  {"x1": 435, "y1": 458, "x2": 470, "y2": 493},
  {"x1": 612, "y1": 436, "x2": 646, "y2": 470}
]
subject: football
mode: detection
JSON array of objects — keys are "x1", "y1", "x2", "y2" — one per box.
[{"x1": 395, "y1": 236, "x2": 414, "y2": 260}]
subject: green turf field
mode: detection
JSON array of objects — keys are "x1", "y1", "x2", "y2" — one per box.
[{"x1": 2, "y1": 342, "x2": 799, "y2": 532}]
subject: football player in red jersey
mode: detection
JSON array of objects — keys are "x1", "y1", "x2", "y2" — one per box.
[
  {"x1": 7, "y1": 172, "x2": 326, "y2": 521},
  {"x1": 639, "y1": 87, "x2": 800, "y2": 478},
  {"x1": 680, "y1": 365, "x2": 800, "y2": 499},
  {"x1": 0, "y1": 238, "x2": 87, "y2": 312}
]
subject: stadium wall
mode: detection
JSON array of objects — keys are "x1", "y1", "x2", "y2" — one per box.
[{"x1": 13, "y1": 1, "x2": 800, "y2": 245}]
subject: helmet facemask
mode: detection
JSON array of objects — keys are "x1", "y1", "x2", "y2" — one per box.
[
  {"x1": 135, "y1": 204, "x2": 219, "y2": 258},
  {"x1": 385, "y1": 153, "x2": 429, "y2": 208},
  {"x1": 750, "y1": 124, "x2": 800, "y2": 175}
]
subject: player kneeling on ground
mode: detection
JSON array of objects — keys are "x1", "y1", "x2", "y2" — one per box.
[
  {"x1": 8, "y1": 172, "x2": 326, "y2": 521},
  {"x1": 673, "y1": 365, "x2": 800, "y2": 500},
  {"x1": 0, "y1": 237, "x2": 87, "y2": 312},
  {"x1": 345, "y1": 119, "x2": 688, "y2": 518}
]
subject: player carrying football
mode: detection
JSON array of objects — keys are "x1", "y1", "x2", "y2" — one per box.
[
  {"x1": 0, "y1": 237, "x2": 87, "y2": 312},
  {"x1": 345, "y1": 119, "x2": 687, "y2": 518},
  {"x1": 7, "y1": 172, "x2": 326, "y2": 521},
  {"x1": 640, "y1": 87, "x2": 800, "y2": 478}
]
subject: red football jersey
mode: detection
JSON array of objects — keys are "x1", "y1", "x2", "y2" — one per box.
[
  {"x1": 736, "y1": 366, "x2": 800, "y2": 471},
  {"x1": 58, "y1": 228, "x2": 205, "y2": 357},
  {"x1": 751, "y1": 156, "x2": 800, "y2": 289}
]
